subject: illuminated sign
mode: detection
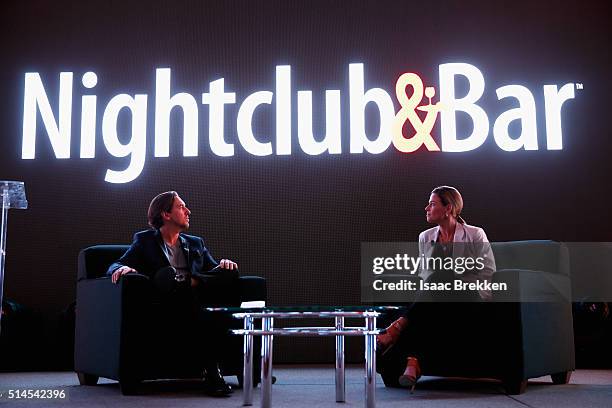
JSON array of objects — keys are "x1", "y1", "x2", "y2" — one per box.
[{"x1": 22, "y1": 63, "x2": 577, "y2": 183}]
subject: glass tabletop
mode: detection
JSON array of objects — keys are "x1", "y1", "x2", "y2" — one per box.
[{"x1": 205, "y1": 305, "x2": 399, "y2": 313}]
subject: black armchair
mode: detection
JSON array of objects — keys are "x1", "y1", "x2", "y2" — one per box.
[
  {"x1": 74, "y1": 245, "x2": 266, "y2": 394},
  {"x1": 377, "y1": 240, "x2": 575, "y2": 394}
]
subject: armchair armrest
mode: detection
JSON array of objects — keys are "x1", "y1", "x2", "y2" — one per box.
[
  {"x1": 74, "y1": 274, "x2": 152, "y2": 381},
  {"x1": 195, "y1": 274, "x2": 266, "y2": 302},
  {"x1": 492, "y1": 269, "x2": 575, "y2": 378},
  {"x1": 239, "y1": 276, "x2": 267, "y2": 302},
  {"x1": 493, "y1": 268, "x2": 571, "y2": 302}
]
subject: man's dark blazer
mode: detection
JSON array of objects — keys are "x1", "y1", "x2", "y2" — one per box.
[{"x1": 106, "y1": 229, "x2": 219, "y2": 279}]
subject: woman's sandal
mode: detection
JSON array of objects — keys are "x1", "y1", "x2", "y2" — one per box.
[
  {"x1": 376, "y1": 317, "x2": 408, "y2": 355},
  {"x1": 398, "y1": 356, "x2": 421, "y2": 393}
]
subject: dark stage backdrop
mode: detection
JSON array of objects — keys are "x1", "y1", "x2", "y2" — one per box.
[{"x1": 1, "y1": 0, "x2": 610, "y2": 367}]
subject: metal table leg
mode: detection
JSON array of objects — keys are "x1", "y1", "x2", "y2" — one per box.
[
  {"x1": 365, "y1": 315, "x2": 377, "y2": 408},
  {"x1": 335, "y1": 316, "x2": 345, "y2": 402},
  {"x1": 242, "y1": 316, "x2": 254, "y2": 406},
  {"x1": 261, "y1": 316, "x2": 274, "y2": 408}
]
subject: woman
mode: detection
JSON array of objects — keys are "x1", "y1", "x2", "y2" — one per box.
[{"x1": 377, "y1": 185, "x2": 496, "y2": 391}]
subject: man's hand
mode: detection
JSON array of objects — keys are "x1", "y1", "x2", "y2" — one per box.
[
  {"x1": 219, "y1": 259, "x2": 238, "y2": 270},
  {"x1": 111, "y1": 266, "x2": 137, "y2": 283}
]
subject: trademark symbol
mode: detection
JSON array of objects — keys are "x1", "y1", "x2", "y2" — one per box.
[{"x1": 576, "y1": 83, "x2": 583, "y2": 90}]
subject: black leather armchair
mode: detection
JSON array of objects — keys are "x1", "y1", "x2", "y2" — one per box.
[
  {"x1": 377, "y1": 240, "x2": 575, "y2": 394},
  {"x1": 74, "y1": 245, "x2": 266, "y2": 394}
]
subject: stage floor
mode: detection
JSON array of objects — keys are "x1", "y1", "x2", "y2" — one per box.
[{"x1": 1, "y1": 365, "x2": 611, "y2": 407}]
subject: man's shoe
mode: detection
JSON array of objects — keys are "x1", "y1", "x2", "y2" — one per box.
[{"x1": 203, "y1": 367, "x2": 233, "y2": 397}]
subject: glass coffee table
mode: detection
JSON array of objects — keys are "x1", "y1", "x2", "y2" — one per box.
[{"x1": 216, "y1": 306, "x2": 398, "y2": 408}]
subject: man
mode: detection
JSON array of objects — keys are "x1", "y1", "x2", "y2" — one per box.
[{"x1": 107, "y1": 191, "x2": 238, "y2": 396}]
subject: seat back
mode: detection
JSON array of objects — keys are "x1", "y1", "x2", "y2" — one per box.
[
  {"x1": 78, "y1": 245, "x2": 129, "y2": 281},
  {"x1": 492, "y1": 240, "x2": 569, "y2": 276}
]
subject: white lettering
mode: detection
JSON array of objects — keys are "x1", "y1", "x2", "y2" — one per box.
[
  {"x1": 22, "y1": 72, "x2": 73, "y2": 159},
  {"x1": 276, "y1": 65, "x2": 292, "y2": 155},
  {"x1": 373, "y1": 280, "x2": 417, "y2": 291},
  {"x1": 202, "y1": 78, "x2": 236, "y2": 156},
  {"x1": 439, "y1": 63, "x2": 489, "y2": 152},
  {"x1": 349, "y1": 63, "x2": 394, "y2": 154},
  {"x1": 544, "y1": 83, "x2": 575, "y2": 150},
  {"x1": 297, "y1": 90, "x2": 342, "y2": 155},
  {"x1": 154, "y1": 68, "x2": 199, "y2": 157},
  {"x1": 237, "y1": 91, "x2": 273, "y2": 156},
  {"x1": 20, "y1": 64, "x2": 578, "y2": 184},
  {"x1": 493, "y1": 85, "x2": 538, "y2": 151},
  {"x1": 102, "y1": 94, "x2": 147, "y2": 183},
  {"x1": 80, "y1": 72, "x2": 98, "y2": 158},
  {"x1": 420, "y1": 280, "x2": 452, "y2": 291}
]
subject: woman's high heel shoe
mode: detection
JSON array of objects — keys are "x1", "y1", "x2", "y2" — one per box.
[
  {"x1": 398, "y1": 357, "x2": 421, "y2": 393},
  {"x1": 376, "y1": 317, "x2": 408, "y2": 355}
]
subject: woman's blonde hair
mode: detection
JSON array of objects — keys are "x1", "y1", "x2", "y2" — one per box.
[{"x1": 431, "y1": 186, "x2": 465, "y2": 224}]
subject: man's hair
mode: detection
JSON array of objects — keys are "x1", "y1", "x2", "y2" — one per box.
[{"x1": 147, "y1": 191, "x2": 178, "y2": 229}]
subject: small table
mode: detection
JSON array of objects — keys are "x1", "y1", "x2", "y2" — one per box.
[{"x1": 229, "y1": 306, "x2": 398, "y2": 408}]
